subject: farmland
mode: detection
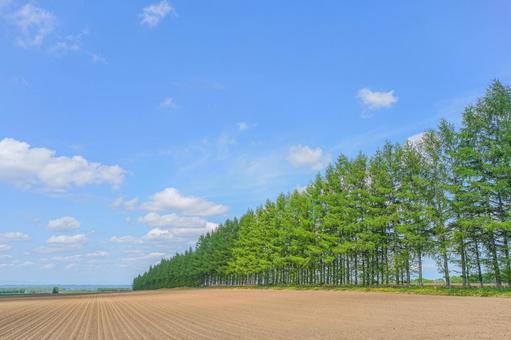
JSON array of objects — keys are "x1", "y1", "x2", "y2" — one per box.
[{"x1": 1, "y1": 289, "x2": 510, "y2": 339}]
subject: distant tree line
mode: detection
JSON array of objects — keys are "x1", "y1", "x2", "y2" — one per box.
[{"x1": 133, "y1": 81, "x2": 511, "y2": 290}]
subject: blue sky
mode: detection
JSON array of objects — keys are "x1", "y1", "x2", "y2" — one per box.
[{"x1": 0, "y1": 0, "x2": 510, "y2": 284}]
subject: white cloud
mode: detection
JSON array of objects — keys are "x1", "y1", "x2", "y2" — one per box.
[
  {"x1": 357, "y1": 88, "x2": 398, "y2": 118},
  {"x1": 33, "y1": 245, "x2": 71, "y2": 254},
  {"x1": 11, "y1": 3, "x2": 57, "y2": 47},
  {"x1": 143, "y1": 228, "x2": 172, "y2": 241},
  {"x1": 110, "y1": 236, "x2": 142, "y2": 244},
  {"x1": 407, "y1": 132, "x2": 427, "y2": 148},
  {"x1": 86, "y1": 250, "x2": 108, "y2": 258},
  {"x1": 47, "y1": 234, "x2": 87, "y2": 245},
  {"x1": 160, "y1": 97, "x2": 177, "y2": 109},
  {"x1": 138, "y1": 212, "x2": 211, "y2": 228},
  {"x1": 51, "y1": 254, "x2": 82, "y2": 262},
  {"x1": 139, "y1": 212, "x2": 218, "y2": 239},
  {"x1": 0, "y1": 244, "x2": 11, "y2": 252},
  {"x1": 287, "y1": 145, "x2": 330, "y2": 171},
  {"x1": 141, "y1": 187, "x2": 228, "y2": 216},
  {"x1": 294, "y1": 185, "x2": 308, "y2": 194},
  {"x1": 111, "y1": 197, "x2": 139, "y2": 210},
  {"x1": 47, "y1": 216, "x2": 80, "y2": 231},
  {"x1": 237, "y1": 122, "x2": 249, "y2": 131},
  {"x1": 110, "y1": 212, "x2": 219, "y2": 246},
  {"x1": 0, "y1": 138, "x2": 125, "y2": 191},
  {"x1": 126, "y1": 252, "x2": 166, "y2": 262},
  {"x1": 0, "y1": 231, "x2": 29, "y2": 241},
  {"x1": 139, "y1": 0, "x2": 174, "y2": 27}
]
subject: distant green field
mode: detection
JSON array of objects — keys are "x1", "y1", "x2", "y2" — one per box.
[
  {"x1": 96, "y1": 288, "x2": 132, "y2": 292},
  {"x1": 230, "y1": 285, "x2": 511, "y2": 297},
  {"x1": 0, "y1": 288, "x2": 51, "y2": 295},
  {"x1": 0, "y1": 286, "x2": 132, "y2": 296}
]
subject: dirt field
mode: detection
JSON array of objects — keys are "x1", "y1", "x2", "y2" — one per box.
[{"x1": 0, "y1": 288, "x2": 510, "y2": 339}]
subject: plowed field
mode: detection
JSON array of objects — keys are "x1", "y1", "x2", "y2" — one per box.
[{"x1": 0, "y1": 288, "x2": 510, "y2": 339}]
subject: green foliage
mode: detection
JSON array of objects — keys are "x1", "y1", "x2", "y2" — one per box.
[{"x1": 134, "y1": 81, "x2": 511, "y2": 291}]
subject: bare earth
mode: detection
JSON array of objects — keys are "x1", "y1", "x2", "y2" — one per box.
[{"x1": 0, "y1": 289, "x2": 510, "y2": 339}]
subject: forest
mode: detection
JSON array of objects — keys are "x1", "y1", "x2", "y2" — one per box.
[{"x1": 133, "y1": 81, "x2": 511, "y2": 290}]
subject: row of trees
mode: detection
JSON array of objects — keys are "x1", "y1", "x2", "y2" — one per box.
[{"x1": 133, "y1": 81, "x2": 511, "y2": 290}]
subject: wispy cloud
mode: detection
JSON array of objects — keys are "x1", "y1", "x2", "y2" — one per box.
[
  {"x1": 10, "y1": 3, "x2": 56, "y2": 48},
  {"x1": 90, "y1": 52, "x2": 107, "y2": 64},
  {"x1": 2, "y1": 3, "x2": 105, "y2": 64},
  {"x1": 50, "y1": 30, "x2": 88, "y2": 55},
  {"x1": 160, "y1": 97, "x2": 177, "y2": 109}
]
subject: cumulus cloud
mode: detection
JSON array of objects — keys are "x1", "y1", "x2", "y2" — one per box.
[
  {"x1": 357, "y1": 88, "x2": 397, "y2": 118},
  {"x1": 0, "y1": 231, "x2": 29, "y2": 241},
  {"x1": 143, "y1": 228, "x2": 172, "y2": 241},
  {"x1": 110, "y1": 212, "x2": 219, "y2": 246},
  {"x1": 47, "y1": 216, "x2": 80, "y2": 231},
  {"x1": 287, "y1": 145, "x2": 330, "y2": 171},
  {"x1": 47, "y1": 234, "x2": 87, "y2": 245},
  {"x1": 10, "y1": 3, "x2": 56, "y2": 47},
  {"x1": 141, "y1": 187, "x2": 228, "y2": 216},
  {"x1": 407, "y1": 132, "x2": 427, "y2": 148},
  {"x1": 160, "y1": 97, "x2": 177, "y2": 109},
  {"x1": 139, "y1": 0, "x2": 174, "y2": 27},
  {"x1": 0, "y1": 138, "x2": 125, "y2": 191},
  {"x1": 139, "y1": 212, "x2": 218, "y2": 239}
]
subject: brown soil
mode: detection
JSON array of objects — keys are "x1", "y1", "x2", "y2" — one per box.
[{"x1": 0, "y1": 288, "x2": 510, "y2": 339}]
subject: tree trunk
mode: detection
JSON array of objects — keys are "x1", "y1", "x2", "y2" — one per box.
[
  {"x1": 489, "y1": 231, "x2": 502, "y2": 288},
  {"x1": 418, "y1": 248, "x2": 423, "y2": 287},
  {"x1": 474, "y1": 241, "x2": 484, "y2": 288}
]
